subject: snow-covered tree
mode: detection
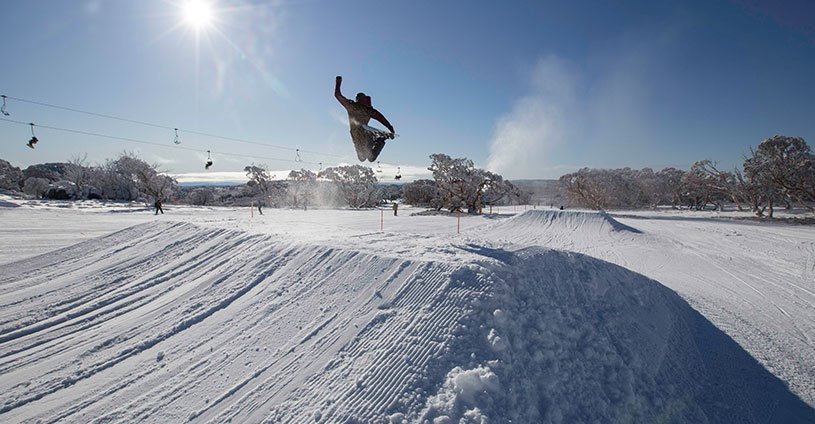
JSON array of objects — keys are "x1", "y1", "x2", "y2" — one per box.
[
  {"x1": 480, "y1": 173, "x2": 522, "y2": 207},
  {"x1": 243, "y1": 164, "x2": 277, "y2": 205},
  {"x1": 428, "y1": 154, "x2": 513, "y2": 214},
  {"x1": 287, "y1": 169, "x2": 317, "y2": 210},
  {"x1": 682, "y1": 160, "x2": 738, "y2": 211},
  {"x1": 94, "y1": 162, "x2": 136, "y2": 200},
  {"x1": 64, "y1": 154, "x2": 94, "y2": 199},
  {"x1": 244, "y1": 165, "x2": 273, "y2": 194},
  {"x1": 44, "y1": 180, "x2": 80, "y2": 200},
  {"x1": 22, "y1": 177, "x2": 49, "y2": 198},
  {"x1": 106, "y1": 153, "x2": 177, "y2": 202},
  {"x1": 656, "y1": 168, "x2": 686, "y2": 209},
  {"x1": 745, "y1": 135, "x2": 814, "y2": 215},
  {"x1": 0, "y1": 159, "x2": 23, "y2": 191},
  {"x1": 559, "y1": 168, "x2": 609, "y2": 210},
  {"x1": 733, "y1": 167, "x2": 770, "y2": 217},
  {"x1": 560, "y1": 167, "x2": 689, "y2": 210},
  {"x1": 318, "y1": 165, "x2": 380, "y2": 208}
]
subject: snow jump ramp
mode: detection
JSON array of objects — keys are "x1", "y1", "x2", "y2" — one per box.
[
  {"x1": 479, "y1": 209, "x2": 642, "y2": 248},
  {"x1": 0, "y1": 221, "x2": 811, "y2": 423}
]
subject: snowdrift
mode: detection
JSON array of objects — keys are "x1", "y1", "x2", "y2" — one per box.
[
  {"x1": 479, "y1": 209, "x2": 641, "y2": 247},
  {"x1": 0, "y1": 222, "x2": 811, "y2": 423}
]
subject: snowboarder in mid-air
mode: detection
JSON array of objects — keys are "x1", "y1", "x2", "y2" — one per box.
[{"x1": 335, "y1": 76, "x2": 395, "y2": 162}]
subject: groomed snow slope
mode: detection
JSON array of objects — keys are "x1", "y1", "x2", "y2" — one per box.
[{"x1": 1, "y1": 219, "x2": 812, "y2": 423}]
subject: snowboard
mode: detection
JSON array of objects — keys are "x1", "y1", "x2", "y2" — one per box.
[{"x1": 361, "y1": 124, "x2": 398, "y2": 140}]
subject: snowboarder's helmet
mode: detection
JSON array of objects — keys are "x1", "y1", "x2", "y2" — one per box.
[{"x1": 355, "y1": 92, "x2": 372, "y2": 106}]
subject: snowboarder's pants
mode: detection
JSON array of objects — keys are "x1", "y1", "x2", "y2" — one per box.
[{"x1": 351, "y1": 128, "x2": 388, "y2": 162}]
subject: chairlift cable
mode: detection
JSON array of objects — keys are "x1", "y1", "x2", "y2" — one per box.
[
  {"x1": 0, "y1": 94, "x2": 343, "y2": 158},
  {"x1": 0, "y1": 117, "x2": 326, "y2": 166}
]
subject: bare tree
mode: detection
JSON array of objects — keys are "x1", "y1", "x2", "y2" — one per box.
[
  {"x1": 403, "y1": 179, "x2": 437, "y2": 207},
  {"x1": 187, "y1": 187, "x2": 215, "y2": 206}
]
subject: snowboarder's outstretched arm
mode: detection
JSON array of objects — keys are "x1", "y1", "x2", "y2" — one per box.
[
  {"x1": 335, "y1": 76, "x2": 352, "y2": 109},
  {"x1": 369, "y1": 108, "x2": 395, "y2": 134}
]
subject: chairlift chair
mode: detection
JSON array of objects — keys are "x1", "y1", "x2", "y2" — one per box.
[
  {"x1": 1, "y1": 95, "x2": 9, "y2": 116},
  {"x1": 26, "y1": 123, "x2": 38, "y2": 149}
]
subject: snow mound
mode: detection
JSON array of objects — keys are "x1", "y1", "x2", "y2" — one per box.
[
  {"x1": 505, "y1": 209, "x2": 640, "y2": 233},
  {"x1": 479, "y1": 210, "x2": 640, "y2": 247},
  {"x1": 0, "y1": 222, "x2": 811, "y2": 423},
  {"x1": 418, "y1": 247, "x2": 814, "y2": 423}
]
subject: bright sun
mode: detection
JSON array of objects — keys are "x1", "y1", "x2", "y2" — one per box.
[{"x1": 182, "y1": 0, "x2": 213, "y2": 30}]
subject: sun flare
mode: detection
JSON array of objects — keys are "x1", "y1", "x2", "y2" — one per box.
[{"x1": 182, "y1": 0, "x2": 213, "y2": 30}]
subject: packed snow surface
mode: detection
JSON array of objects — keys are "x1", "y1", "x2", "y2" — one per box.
[{"x1": 0, "y1": 199, "x2": 813, "y2": 423}]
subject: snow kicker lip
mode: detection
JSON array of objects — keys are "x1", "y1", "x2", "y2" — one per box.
[
  {"x1": 477, "y1": 209, "x2": 641, "y2": 248},
  {"x1": 501, "y1": 209, "x2": 642, "y2": 233}
]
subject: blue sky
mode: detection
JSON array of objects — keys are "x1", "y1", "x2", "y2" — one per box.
[{"x1": 1, "y1": 0, "x2": 813, "y2": 182}]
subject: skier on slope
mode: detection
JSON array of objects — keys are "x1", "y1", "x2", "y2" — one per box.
[{"x1": 334, "y1": 76, "x2": 396, "y2": 162}]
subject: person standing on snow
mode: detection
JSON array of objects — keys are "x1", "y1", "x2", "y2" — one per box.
[
  {"x1": 335, "y1": 76, "x2": 396, "y2": 162},
  {"x1": 154, "y1": 199, "x2": 164, "y2": 215}
]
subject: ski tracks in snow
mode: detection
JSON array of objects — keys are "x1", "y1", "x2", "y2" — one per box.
[
  {"x1": 1, "y1": 210, "x2": 814, "y2": 422},
  {"x1": 0, "y1": 221, "x2": 493, "y2": 422}
]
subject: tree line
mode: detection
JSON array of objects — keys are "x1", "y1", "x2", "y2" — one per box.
[
  {"x1": 559, "y1": 135, "x2": 815, "y2": 217},
  {"x1": 0, "y1": 152, "x2": 529, "y2": 213},
  {"x1": 0, "y1": 153, "x2": 176, "y2": 202}
]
